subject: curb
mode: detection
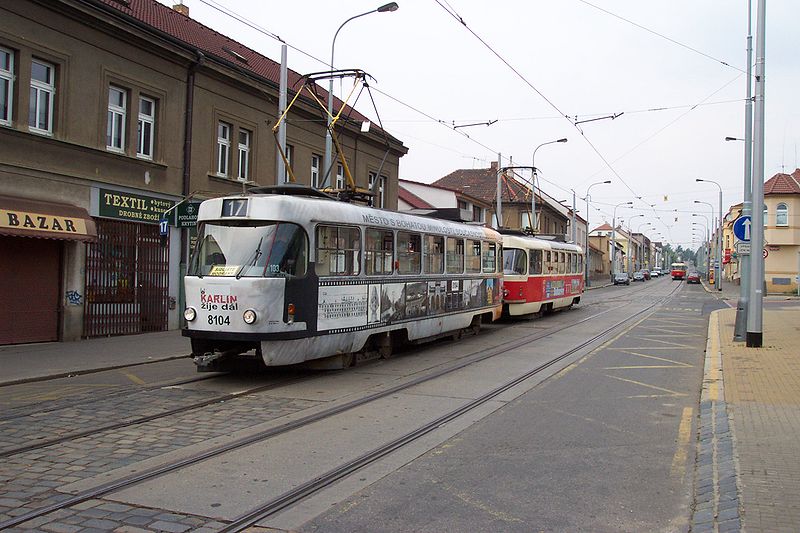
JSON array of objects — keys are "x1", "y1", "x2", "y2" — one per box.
[
  {"x1": 0, "y1": 353, "x2": 190, "y2": 388},
  {"x1": 691, "y1": 309, "x2": 743, "y2": 533}
]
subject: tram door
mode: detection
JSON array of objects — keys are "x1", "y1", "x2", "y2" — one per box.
[{"x1": 84, "y1": 220, "x2": 169, "y2": 337}]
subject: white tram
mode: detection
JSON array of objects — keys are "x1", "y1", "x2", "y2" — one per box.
[
  {"x1": 183, "y1": 186, "x2": 503, "y2": 370},
  {"x1": 501, "y1": 232, "x2": 584, "y2": 316}
]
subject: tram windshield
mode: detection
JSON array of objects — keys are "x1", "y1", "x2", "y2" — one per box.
[
  {"x1": 189, "y1": 221, "x2": 307, "y2": 278},
  {"x1": 502, "y1": 248, "x2": 527, "y2": 275}
]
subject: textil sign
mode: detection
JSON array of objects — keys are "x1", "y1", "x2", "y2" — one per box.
[{"x1": 98, "y1": 188, "x2": 174, "y2": 225}]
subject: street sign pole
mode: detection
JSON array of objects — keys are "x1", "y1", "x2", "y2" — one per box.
[{"x1": 747, "y1": 0, "x2": 766, "y2": 348}]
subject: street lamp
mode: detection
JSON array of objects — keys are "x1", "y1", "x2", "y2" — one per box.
[
  {"x1": 611, "y1": 201, "x2": 633, "y2": 278},
  {"x1": 323, "y1": 2, "x2": 399, "y2": 188},
  {"x1": 584, "y1": 180, "x2": 611, "y2": 286},
  {"x1": 625, "y1": 214, "x2": 644, "y2": 273},
  {"x1": 693, "y1": 217, "x2": 710, "y2": 277},
  {"x1": 530, "y1": 138, "x2": 568, "y2": 232},
  {"x1": 696, "y1": 178, "x2": 723, "y2": 291}
]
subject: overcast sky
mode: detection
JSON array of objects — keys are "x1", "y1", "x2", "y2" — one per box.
[{"x1": 165, "y1": 0, "x2": 799, "y2": 249}]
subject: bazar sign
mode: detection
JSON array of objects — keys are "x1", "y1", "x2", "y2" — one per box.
[
  {"x1": 98, "y1": 189, "x2": 174, "y2": 224},
  {"x1": 1, "y1": 209, "x2": 87, "y2": 235}
]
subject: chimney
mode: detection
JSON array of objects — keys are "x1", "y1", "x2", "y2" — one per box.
[{"x1": 173, "y1": 1, "x2": 189, "y2": 16}]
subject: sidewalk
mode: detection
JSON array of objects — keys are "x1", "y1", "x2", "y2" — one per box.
[
  {"x1": 0, "y1": 329, "x2": 190, "y2": 386},
  {"x1": 696, "y1": 288, "x2": 800, "y2": 532}
]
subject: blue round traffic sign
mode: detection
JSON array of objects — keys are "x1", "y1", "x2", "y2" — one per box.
[{"x1": 733, "y1": 216, "x2": 751, "y2": 241}]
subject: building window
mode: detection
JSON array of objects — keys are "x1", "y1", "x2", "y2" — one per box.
[
  {"x1": 311, "y1": 154, "x2": 321, "y2": 188},
  {"x1": 473, "y1": 205, "x2": 482, "y2": 223},
  {"x1": 216, "y1": 121, "x2": 231, "y2": 177},
  {"x1": 0, "y1": 47, "x2": 13, "y2": 126},
  {"x1": 237, "y1": 128, "x2": 251, "y2": 181},
  {"x1": 29, "y1": 59, "x2": 54, "y2": 134},
  {"x1": 776, "y1": 203, "x2": 788, "y2": 226},
  {"x1": 763, "y1": 206, "x2": 768, "y2": 227},
  {"x1": 107, "y1": 86, "x2": 126, "y2": 152},
  {"x1": 336, "y1": 164, "x2": 344, "y2": 189},
  {"x1": 521, "y1": 212, "x2": 533, "y2": 231},
  {"x1": 137, "y1": 96, "x2": 155, "y2": 159},
  {"x1": 368, "y1": 172, "x2": 386, "y2": 208},
  {"x1": 285, "y1": 144, "x2": 294, "y2": 168}
]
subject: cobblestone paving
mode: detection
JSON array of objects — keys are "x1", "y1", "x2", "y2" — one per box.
[
  {"x1": 3, "y1": 499, "x2": 230, "y2": 532},
  {"x1": 718, "y1": 307, "x2": 800, "y2": 533},
  {"x1": 0, "y1": 391, "x2": 320, "y2": 528},
  {"x1": 0, "y1": 387, "x2": 221, "y2": 452}
]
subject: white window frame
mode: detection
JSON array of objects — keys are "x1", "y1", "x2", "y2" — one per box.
[
  {"x1": 311, "y1": 154, "x2": 321, "y2": 188},
  {"x1": 776, "y1": 203, "x2": 788, "y2": 227},
  {"x1": 216, "y1": 121, "x2": 231, "y2": 177},
  {"x1": 106, "y1": 85, "x2": 126, "y2": 152},
  {"x1": 29, "y1": 59, "x2": 54, "y2": 135},
  {"x1": 237, "y1": 128, "x2": 251, "y2": 182},
  {"x1": 137, "y1": 95, "x2": 155, "y2": 159},
  {"x1": 336, "y1": 163, "x2": 344, "y2": 189},
  {"x1": 0, "y1": 46, "x2": 13, "y2": 126},
  {"x1": 368, "y1": 172, "x2": 386, "y2": 208}
]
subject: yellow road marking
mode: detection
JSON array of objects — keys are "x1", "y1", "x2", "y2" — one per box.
[
  {"x1": 671, "y1": 406, "x2": 694, "y2": 479},
  {"x1": 613, "y1": 351, "x2": 693, "y2": 367},
  {"x1": 604, "y1": 365, "x2": 690, "y2": 369},
  {"x1": 635, "y1": 337, "x2": 694, "y2": 348},
  {"x1": 706, "y1": 313, "x2": 721, "y2": 402},
  {"x1": 123, "y1": 372, "x2": 146, "y2": 385},
  {"x1": 603, "y1": 374, "x2": 687, "y2": 396}
]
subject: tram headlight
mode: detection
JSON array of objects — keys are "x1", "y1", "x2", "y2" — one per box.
[
  {"x1": 184, "y1": 307, "x2": 197, "y2": 322},
  {"x1": 243, "y1": 309, "x2": 257, "y2": 325}
]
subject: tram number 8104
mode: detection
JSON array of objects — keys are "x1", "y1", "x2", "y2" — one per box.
[{"x1": 207, "y1": 315, "x2": 231, "y2": 326}]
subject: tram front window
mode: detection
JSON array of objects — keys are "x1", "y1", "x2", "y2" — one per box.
[
  {"x1": 502, "y1": 248, "x2": 527, "y2": 275},
  {"x1": 189, "y1": 221, "x2": 307, "y2": 278}
]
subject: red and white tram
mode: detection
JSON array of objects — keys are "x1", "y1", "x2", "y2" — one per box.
[
  {"x1": 501, "y1": 232, "x2": 584, "y2": 316},
  {"x1": 670, "y1": 262, "x2": 688, "y2": 280}
]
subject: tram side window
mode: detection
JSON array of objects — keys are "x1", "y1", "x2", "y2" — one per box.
[
  {"x1": 544, "y1": 250, "x2": 552, "y2": 273},
  {"x1": 366, "y1": 228, "x2": 394, "y2": 275},
  {"x1": 424, "y1": 235, "x2": 444, "y2": 274},
  {"x1": 571, "y1": 253, "x2": 577, "y2": 274},
  {"x1": 397, "y1": 231, "x2": 421, "y2": 275},
  {"x1": 316, "y1": 225, "x2": 360, "y2": 276},
  {"x1": 503, "y1": 248, "x2": 526, "y2": 275},
  {"x1": 482, "y1": 242, "x2": 497, "y2": 273},
  {"x1": 466, "y1": 239, "x2": 481, "y2": 273},
  {"x1": 446, "y1": 237, "x2": 465, "y2": 274},
  {"x1": 529, "y1": 249, "x2": 543, "y2": 275},
  {"x1": 578, "y1": 254, "x2": 583, "y2": 274},
  {"x1": 559, "y1": 252, "x2": 566, "y2": 274}
]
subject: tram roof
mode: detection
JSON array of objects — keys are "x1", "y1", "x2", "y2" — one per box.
[{"x1": 197, "y1": 193, "x2": 502, "y2": 241}]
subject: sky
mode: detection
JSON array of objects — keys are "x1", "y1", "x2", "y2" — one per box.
[{"x1": 162, "y1": 0, "x2": 799, "y2": 250}]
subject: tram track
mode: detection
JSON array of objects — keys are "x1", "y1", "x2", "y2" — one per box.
[
  {"x1": 0, "y1": 281, "x2": 682, "y2": 531},
  {"x1": 221, "y1": 284, "x2": 681, "y2": 531},
  {"x1": 0, "y1": 280, "x2": 669, "y2": 458}
]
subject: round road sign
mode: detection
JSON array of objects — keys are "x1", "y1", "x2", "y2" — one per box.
[{"x1": 763, "y1": 248, "x2": 768, "y2": 259}]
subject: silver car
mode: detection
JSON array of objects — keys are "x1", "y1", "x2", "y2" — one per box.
[{"x1": 613, "y1": 273, "x2": 630, "y2": 285}]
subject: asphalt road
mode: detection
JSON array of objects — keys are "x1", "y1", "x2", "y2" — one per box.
[{"x1": 300, "y1": 279, "x2": 726, "y2": 532}]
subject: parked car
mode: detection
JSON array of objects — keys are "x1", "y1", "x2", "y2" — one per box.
[
  {"x1": 632, "y1": 271, "x2": 645, "y2": 282},
  {"x1": 687, "y1": 271, "x2": 701, "y2": 284},
  {"x1": 613, "y1": 272, "x2": 630, "y2": 285},
  {"x1": 650, "y1": 269, "x2": 660, "y2": 277}
]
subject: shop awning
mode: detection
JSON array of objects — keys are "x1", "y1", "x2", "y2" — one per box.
[{"x1": 0, "y1": 195, "x2": 97, "y2": 242}]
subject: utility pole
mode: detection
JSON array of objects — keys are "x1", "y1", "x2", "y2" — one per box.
[
  {"x1": 734, "y1": 0, "x2": 754, "y2": 341},
  {"x1": 747, "y1": 0, "x2": 766, "y2": 348}
]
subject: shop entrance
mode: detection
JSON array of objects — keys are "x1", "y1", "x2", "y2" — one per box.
[
  {"x1": 84, "y1": 219, "x2": 169, "y2": 337},
  {"x1": 0, "y1": 236, "x2": 60, "y2": 344}
]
